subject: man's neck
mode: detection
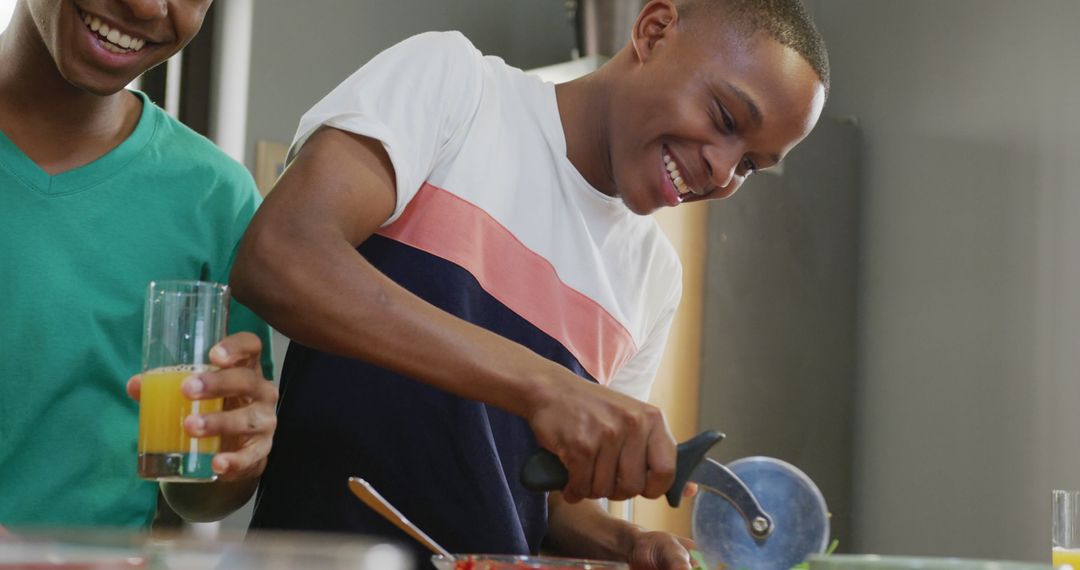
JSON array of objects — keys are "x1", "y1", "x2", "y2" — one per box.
[
  {"x1": 555, "y1": 58, "x2": 618, "y2": 197},
  {"x1": 0, "y1": 10, "x2": 138, "y2": 174}
]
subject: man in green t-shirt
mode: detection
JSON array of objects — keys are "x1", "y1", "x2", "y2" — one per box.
[{"x1": 0, "y1": 0, "x2": 278, "y2": 527}]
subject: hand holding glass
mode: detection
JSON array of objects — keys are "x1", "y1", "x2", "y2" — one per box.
[{"x1": 137, "y1": 280, "x2": 228, "y2": 482}]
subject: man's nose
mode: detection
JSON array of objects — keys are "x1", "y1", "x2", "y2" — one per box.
[
  {"x1": 702, "y1": 144, "x2": 739, "y2": 195},
  {"x1": 119, "y1": 0, "x2": 168, "y2": 20}
]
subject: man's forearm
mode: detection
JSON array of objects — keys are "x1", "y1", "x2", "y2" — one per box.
[
  {"x1": 544, "y1": 493, "x2": 640, "y2": 561},
  {"x1": 160, "y1": 478, "x2": 259, "y2": 523}
]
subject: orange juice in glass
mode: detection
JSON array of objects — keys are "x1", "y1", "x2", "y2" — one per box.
[
  {"x1": 1054, "y1": 548, "x2": 1080, "y2": 569},
  {"x1": 137, "y1": 281, "x2": 228, "y2": 482}
]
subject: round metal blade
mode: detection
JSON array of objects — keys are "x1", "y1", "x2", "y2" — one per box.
[{"x1": 692, "y1": 456, "x2": 829, "y2": 570}]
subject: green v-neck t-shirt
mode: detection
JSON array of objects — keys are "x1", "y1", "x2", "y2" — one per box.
[{"x1": 0, "y1": 91, "x2": 274, "y2": 528}]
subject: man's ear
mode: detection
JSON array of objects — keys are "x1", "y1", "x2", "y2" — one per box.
[{"x1": 631, "y1": 0, "x2": 681, "y2": 63}]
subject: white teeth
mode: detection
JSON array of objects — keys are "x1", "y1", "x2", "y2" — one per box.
[
  {"x1": 80, "y1": 10, "x2": 146, "y2": 52},
  {"x1": 663, "y1": 152, "x2": 693, "y2": 196}
]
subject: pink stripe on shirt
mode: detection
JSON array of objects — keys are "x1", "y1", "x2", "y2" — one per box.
[{"x1": 376, "y1": 183, "x2": 637, "y2": 385}]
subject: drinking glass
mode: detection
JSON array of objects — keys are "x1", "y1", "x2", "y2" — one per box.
[
  {"x1": 1053, "y1": 490, "x2": 1080, "y2": 569},
  {"x1": 136, "y1": 280, "x2": 228, "y2": 482}
]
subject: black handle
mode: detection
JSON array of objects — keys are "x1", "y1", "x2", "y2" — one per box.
[{"x1": 520, "y1": 430, "x2": 725, "y2": 507}]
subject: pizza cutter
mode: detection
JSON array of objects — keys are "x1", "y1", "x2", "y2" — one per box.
[
  {"x1": 692, "y1": 456, "x2": 830, "y2": 570},
  {"x1": 521, "y1": 433, "x2": 829, "y2": 570}
]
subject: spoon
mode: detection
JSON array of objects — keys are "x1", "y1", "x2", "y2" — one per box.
[{"x1": 347, "y1": 476, "x2": 455, "y2": 561}]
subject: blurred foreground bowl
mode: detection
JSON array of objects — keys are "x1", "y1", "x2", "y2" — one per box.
[
  {"x1": 808, "y1": 554, "x2": 1054, "y2": 570},
  {"x1": 431, "y1": 554, "x2": 628, "y2": 570},
  {"x1": 0, "y1": 528, "x2": 412, "y2": 570}
]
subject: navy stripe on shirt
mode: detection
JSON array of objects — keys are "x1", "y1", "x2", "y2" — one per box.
[{"x1": 250, "y1": 235, "x2": 598, "y2": 563}]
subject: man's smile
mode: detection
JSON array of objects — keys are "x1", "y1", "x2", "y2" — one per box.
[
  {"x1": 76, "y1": 6, "x2": 149, "y2": 54},
  {"x1": 663, "y1": 148, "x2": 694, "y2": 198}
]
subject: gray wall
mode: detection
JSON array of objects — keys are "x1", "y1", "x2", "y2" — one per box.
[
  {"x1": 699, "y1": 118, "x2": 861, "y2": 552},
  {"x1": 244, "y1": 0, "x2": 576, "y2": 171},
  {"x1": 804, "y1": 0, "x2": 1080, "y2": 562}
]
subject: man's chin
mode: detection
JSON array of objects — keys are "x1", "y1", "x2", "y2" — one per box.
[
  {"x1": 61, "y1": 62, "x2": 142, "y2": 97},
  {"x1": 73, "y1": 76, "x2": 137, "y2": 96},
  {"x1": 624, "y1": 196, "x2": 662, "y2": 217}
]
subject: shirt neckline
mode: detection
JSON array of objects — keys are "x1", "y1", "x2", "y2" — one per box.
[{"x1": 0, "y1": 90, "x2": 159, "y2": 196}]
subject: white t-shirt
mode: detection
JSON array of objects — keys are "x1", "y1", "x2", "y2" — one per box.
[{"x1": 290, "y1": 31, "x2": 681, "y2": 400}]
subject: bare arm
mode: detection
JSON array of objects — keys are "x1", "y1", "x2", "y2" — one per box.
[
  {"x1": 231, "y1": 127, "x2": 676, "y2": 503},
  {"x1": 233, "y1": 128, "x2": 537, "y2": 413},
  {"x1": 545, "y1": 494, "x2": 695, "y2": 570}
]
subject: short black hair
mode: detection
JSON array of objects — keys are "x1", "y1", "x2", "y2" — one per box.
[{"x1": 678, "y1": 0, "x2": 830, "y2": 95}]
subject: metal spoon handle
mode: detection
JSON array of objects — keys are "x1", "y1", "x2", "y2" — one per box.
[{"x1": 347, "y1": 477, "x2": 454, "y2": 560}]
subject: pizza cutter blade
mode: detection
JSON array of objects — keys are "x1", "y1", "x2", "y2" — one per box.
[{"x1": 692, "y1": 456, "x2": 829, "y2": 570}]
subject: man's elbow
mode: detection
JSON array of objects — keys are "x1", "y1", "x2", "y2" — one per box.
[{"x1": 230, "y1": 223, "x2": 286, "y2": 315}]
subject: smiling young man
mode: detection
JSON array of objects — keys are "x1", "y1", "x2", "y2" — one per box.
[
  {"x1": 231, "y1": 0, "x2": 827, "y2": 568},
  {"x1": 0, "y1": 0, "x2": 277, "y2": 528}
]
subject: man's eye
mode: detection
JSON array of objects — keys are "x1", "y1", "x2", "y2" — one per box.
[
  {"x1": 720, "y1": 108, "x2": 735, "y2": 132},
  {"x1": 713, "y1": 100, "x2": 735, "y2": 133}
]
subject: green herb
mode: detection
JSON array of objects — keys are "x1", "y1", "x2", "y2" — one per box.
[{"x1": 690, "y1": 549, "x2": 710, "y2": 570}]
